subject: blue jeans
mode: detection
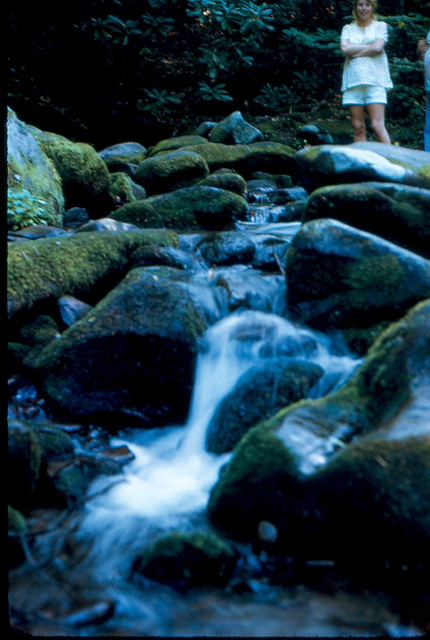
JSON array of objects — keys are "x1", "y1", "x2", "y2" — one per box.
[{"x1": 425, "y1": 91, "x2": 430, "y2": 152}]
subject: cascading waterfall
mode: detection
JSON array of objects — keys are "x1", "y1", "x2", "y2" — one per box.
[{"x1": 79, "y1": 310, "x2": 361, "y2": 567}]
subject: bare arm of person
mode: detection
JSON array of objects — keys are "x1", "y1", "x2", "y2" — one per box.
[
  {"x1": 341, "y1": 38, "x2": 385, "y2": 58},
  {"x1": 417, "y1": 38, "x2": 429, "y2": 59}
]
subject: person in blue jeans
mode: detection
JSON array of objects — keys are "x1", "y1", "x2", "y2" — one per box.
[{"x1": 417, "y1": 31, "x2": 430, "y2": 152}]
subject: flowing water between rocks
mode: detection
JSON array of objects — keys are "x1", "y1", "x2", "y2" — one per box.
[{"x1": 9, "y1": 216, "x2": 426, "y2": 637}]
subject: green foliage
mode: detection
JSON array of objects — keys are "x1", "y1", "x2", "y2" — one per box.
[
  {"x1": 197, "y1": 82, "x2": 234, "y2": 102},
  {"x1": 7, "y1": 188, "x2": 52, "y2": 231},
  {"x1": 89, "y1": 14, "x2": 142, "y2": 45},
  {"x1": 139, "y1": 88, "x2": 182, "y2": 116},
  {"x1": 255, "y1": 83, "x2": 296, "y2": 110}
]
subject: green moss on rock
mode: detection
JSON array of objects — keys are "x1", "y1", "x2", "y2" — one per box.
[
  {"x1": 112, "y1": 186, "x2": 248, "y2": 231},
  {"x1": 35, "y1": 131, "x2": 111, "y2": 211},
  {"x1": 7, "y1": 229, "x2": 179, "y2": 319},
  {"x1": 181, "y1": 141, "x2": 297, "y2": 179},
  {"x1": 307, "y1": 434, "x2": 430, "y2": 568},
  {"x1": 207, "y1": 417, "x2": 302, "y2": 541},
  {"x1": 131, "y1": 531, "x2": 237, "y2": 591},
  {"x1": 147, "y1": 135, "x2": 209, "y2": 157},
  {"x1": 134, "y1": 149, "x2": 210, "y2": 195}
]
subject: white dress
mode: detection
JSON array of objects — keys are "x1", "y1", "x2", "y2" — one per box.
[{"x1": 340, "y1": 21, "x2": 393, "y2": 92}]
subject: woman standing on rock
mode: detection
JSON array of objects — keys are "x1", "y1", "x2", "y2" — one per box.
[{"x1": 340, "y1": 0, "x2": 392, "y2": 144}]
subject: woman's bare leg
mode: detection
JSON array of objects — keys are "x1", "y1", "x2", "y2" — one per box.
[
  {"x1": 367, "y1": 103, "x2": 391, "y2": 144},
  {"x1": 349, "y1": 104, "x2": 366, "y2": 142}
]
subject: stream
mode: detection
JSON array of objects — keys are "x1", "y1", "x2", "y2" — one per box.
[{"x1": 9, "y1": 207, "x2": 426, "y2": 637}]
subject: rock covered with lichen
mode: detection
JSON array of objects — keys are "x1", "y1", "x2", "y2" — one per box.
[{"x1": 7, "y1": 108, "x2": 65, "y2": 230}]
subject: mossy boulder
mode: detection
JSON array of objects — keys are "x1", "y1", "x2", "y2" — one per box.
[
  {"x1": 7, "y1": 108, "x2": 65, "y2": 230},
  {"x1": 303, "y1": 182, "x2": 430, "y2": 259},
  {"x1": 295, "y1": 142, "x2": 430, "y2": 193},
  {"x1": 147, "y1": 135, "x2": 209, "y2": 157},
  {"x1": 207, "y1": 299, "x2": 430, "y2": 561},
  {"x1": 305, "y1": 433, "x2": 430, "y2": 570},
  {"x1": 111, "y1": 186, "x2": 248, "y2": 231},
  {"x1": 7, "y1": 228, "x2": 179, "y2": 319},
  {"x1": 134, "y1": 149, "x2": 210, "y2": 195},
  {"x1": 131, "y1": 532, "x2": 237, "y2": 592},
  {"x1": 26, "y1": 267, "x2": 208, "y2": 423},
  {"x1": 180, "y1": 141, "x2": 297, "y2": 180},
  {"x1": 197, "y1": 169, "x2": 247, "y2": 196},
  {"x1": 206, "y1": 358, "x2": 324, "y2": 454},
  {"x1": 33, "y1": 129, "x2": 111, "y2": 214},
  {"x1": 108, "y1": 172, "x2": 146, "y2": 207},
  {"x1": 285, "y1": 218, "x2": 430, "y2": 331},
  {"x1": 8, "y1": 418, "x2": 120, "y2": 510}
]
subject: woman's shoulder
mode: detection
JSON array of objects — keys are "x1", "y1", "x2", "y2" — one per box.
[
  {"x1": 373, "y1": 20, "x2": 388, "y2": 37},
  {"x1": 372, "y1": 19, "x2": 388, "y2": 29},
  {"x1": 341, "y1": 22, "x2": 355, "y2": 36}
]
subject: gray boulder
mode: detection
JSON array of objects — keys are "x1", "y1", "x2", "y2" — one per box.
[
  {"x1": 296, "y1": 142, "x2": 430, "y2": 192},
  {"x1": 7, "y1": 108, "x2": 65, "y2": 230},
  {"x1": 196, "y1": 231, "x2": 256, "y2": 266},
  {"x1": 98, "y1": 141, "x2": 147, "y2": 168},
  {"x1": 209, "y1": 111, "x2": 264, "y2": 145},
  {"x1": 302, "y1": 182, "x2": 430, "y2": 259}
]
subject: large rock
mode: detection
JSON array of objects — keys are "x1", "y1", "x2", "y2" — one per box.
[
  {"x1": 205, "y1": 358, "x2": 324, "y2": 454},
  {"x1": 180, "y1": 141, "x2": 297, "y2": 180},
  {"x1": 196, "y1": 231, "x2": 256, "y2": 266},
  {"x1": 7, "y1": 108, "x2": 65, "y2": 230},
  {"x1": 32, "y1": 129, "x2": 112, "y2": 215},
  {"x1": 209, "y1": 111, "x2": 264, "y2": 145},
  {"x1": 295, "y1": 142, "x2": 430, "y2": 192},
  {"x1": 26, "y1": 267, "x2": 209, "y2": 424},
  {"x1": 285, "y1": 218, "x2": 430, "y2": 331},
  {"x1": 302, "y1": 182, "x2": 430, "y2": 259},
  {"x1": 98, "y1": 141, "x2": 147, "y2": 169},
  {"x1": 207, "y1": 300, "x2": 430, "y2": 572},
  {"x1": 197, "y1": 169, "x2": 247, "y2": 196},
  {"x1": 111, "y1": 186, "x2": 248, "y2": 231},
  {"x1": 134, "y1": 149, "x2": 210, "y2": 195},
  {"x1": 7, "y1": 229, "x2": 179, "y2": 319},
  {"x1": 131, "y1": 532, "x2": 237, "y2": 592}
]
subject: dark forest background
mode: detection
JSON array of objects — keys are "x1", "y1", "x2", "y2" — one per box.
[{"x1": 7, "y1": 0, "x2": 430, "y2": 149}]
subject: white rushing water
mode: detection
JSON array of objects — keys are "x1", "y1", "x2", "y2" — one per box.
[{"x1": 80, "y1": 310, "x2": 360, "y2": 563}]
